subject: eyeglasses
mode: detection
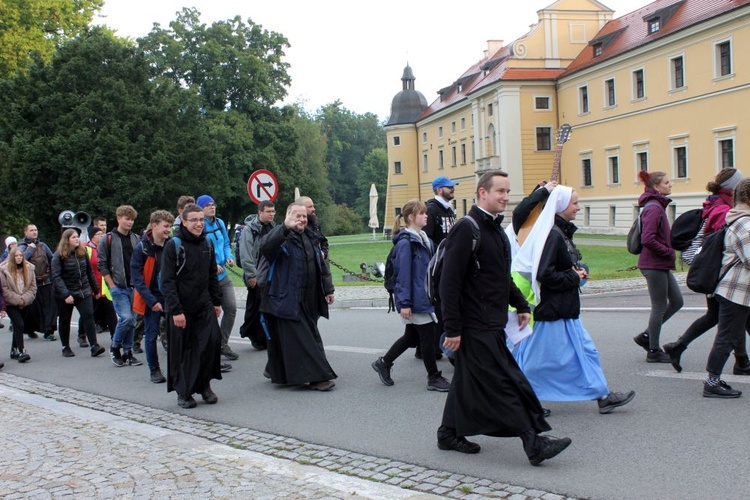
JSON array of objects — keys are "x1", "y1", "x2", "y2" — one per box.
[
  {"x1": 186, "y1": 218, "x2": 205, "y2": 224},
  {"x1": 204, "y1": 203, "x2": 217, "y2": 208}
]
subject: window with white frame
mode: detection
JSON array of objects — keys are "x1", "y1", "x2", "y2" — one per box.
[
  {"x1": 648, "y1": 18, "x2": 660, "y2": 34},
  {"x1": 438, "y1": 150, "x2": 444, "y2": 169},
  {"x1": 461, "y1": 143, "x2": 466, "y2": 164},
  {"x1": 394, "y1": 161, "x2": 402, "y2": 174},
  {"x1": 438, "y1": 126, "x2": 443, "y2": 139},
  {"x1": 422, "y1": 153, "x2": 428, "y2": 172},
  {"x1": 719, "y1": 138, "x2": 734, "y2": 168},
  {"x1": 715, "y1": 40, "x2": 732, "y2": 77},
  {"x1": 674, "y1": 146, "x2": 687, "y2": 178},
  {"x1": 460, "y1": 117, "x2": 466, "y2": 131},
  {"x1": 535, "y1": 96, "x2": 551, "y2": 110},
  {"x1": 637, "y1": 151, "x2": 648, "y2": 171},
  {"x1": 579, "y1": 85, "x2": 589, "y2": 114},
  {"x1": 451, "y1": 121, "x2": 456, "y2": 134},
  {"x1": 536, "y1": 127, "x2": 552, "y2": 151},
  {"x1": 451, "y1": 146, "x2": 457, "y2": 167},
  {"x1": 632, "y1": 69, "x2": 645, "y2": 100},
  {"x1": 670, "y1": 55, "x2": 685, "y2": 89},
  {"x1": 604, "y1": 78, "x2": 616, "y2": 107},
  {"x1": 422, "y1": 131, "x2": 427, "y2": 143},
  {"x1": 393, "y1": 136, "x2": 401, "y2": 147},
  {"x1": 608, "y1": 155, "x2": 620, "y2": 185},
  {"x1": 488, "y1": 103, "x2": 494, "y2": 116},
  {"x1": 581, "y1": 158, "x2": 593, "y2": 187}
]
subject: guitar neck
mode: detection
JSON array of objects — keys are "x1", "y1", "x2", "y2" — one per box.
[{"x1": 551, "y1": 144, "x2": 562, "y2": 183}]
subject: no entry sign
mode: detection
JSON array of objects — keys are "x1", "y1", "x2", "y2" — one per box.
[{"x1": 247, "y1": 169, "x2": 279, "y2": 204}]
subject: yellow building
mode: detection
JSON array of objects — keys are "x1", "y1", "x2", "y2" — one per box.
[{"x1": 385, "y1": 0, "x2": 750, "y2": 233}]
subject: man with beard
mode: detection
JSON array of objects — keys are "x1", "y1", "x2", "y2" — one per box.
[
  {"x1": 260, "y1": 202, "x2": 337, "y2": 391},
  {"x1": 238, "y1": 200, "x2": 276, "y2": 350},
  {"x1": 437, "y1": 170, "x2": 572, "y2": 466},
  {"x1": 296, "y1": 197, "x2": 329, "y2": 260},
  {"x1": 161, "y1": 203, "x2": 223, "y2": 408},
  {"x1": 425, "y1": 176, "x2": 458, "y2": 247},
  {"x1": 18, "y1": 224, "x2": 57, "y2": 341}
]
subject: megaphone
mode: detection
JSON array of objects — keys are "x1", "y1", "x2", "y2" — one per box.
[{"x1": 57, "y1": 210, "x2": 91, "y2": 235}]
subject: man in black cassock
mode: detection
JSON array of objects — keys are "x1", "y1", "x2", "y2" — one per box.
[
  {"x1": 161, "y1": 203, "x2": 223, "y2": 409},
  {"x1": 437, "y1": 170, "x2": 572, "y2": 466},
  {"x1": 260, "y1": 202, "x2": 337, "y2": 391}
]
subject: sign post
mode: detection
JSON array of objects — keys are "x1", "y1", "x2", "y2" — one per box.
[{"x1": 247, "y1": 169, "x2": 279, "y2": 204}]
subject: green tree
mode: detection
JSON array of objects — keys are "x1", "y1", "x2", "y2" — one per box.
[
  {"x1": 0, "y1": 27, "x2": 218, "y2": 236},
  {"x1": 0, "y1": 0, "x2": 103, "y2": 77}
]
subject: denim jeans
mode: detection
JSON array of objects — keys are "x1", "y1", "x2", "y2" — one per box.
[
  {"x1": 143, "y1": 306, "x2": 163, "y2": 371},
  {"x1": 111, "y1": 286, "x2": 136, "y2": 350},
  {"x1": 218, "y1": 275, "x2": 237, "y2": 347}
]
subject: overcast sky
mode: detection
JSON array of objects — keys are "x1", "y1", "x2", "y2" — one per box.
[{"x1": 96, "y1": 0, "x2": 647, "y2": 120}]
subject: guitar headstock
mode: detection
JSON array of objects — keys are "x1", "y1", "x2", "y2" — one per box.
[{"x1": 556, "y1": 124, "x2": 572, "y2": 146}]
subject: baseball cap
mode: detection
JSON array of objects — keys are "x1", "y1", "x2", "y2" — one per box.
[{"x1": 432, "y1": 176, "x2": 457, "y2": 191}]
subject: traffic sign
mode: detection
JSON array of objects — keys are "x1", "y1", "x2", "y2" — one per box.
[{"x1": 247, "y1": 169, "x2": 279, "y2": 204}]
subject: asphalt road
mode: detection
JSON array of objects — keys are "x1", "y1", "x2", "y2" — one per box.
[{"x1": 3, "y1": 286, "x2": 748, "y2": 500}]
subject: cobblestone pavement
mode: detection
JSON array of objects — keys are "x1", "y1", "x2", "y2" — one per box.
[{"x1": 0, "y1": 373, "x2": 577, "y2": 499}]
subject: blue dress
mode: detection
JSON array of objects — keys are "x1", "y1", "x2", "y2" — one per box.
[{"x1": 514, "y1": 318, "x2": 608, "y2": 401}]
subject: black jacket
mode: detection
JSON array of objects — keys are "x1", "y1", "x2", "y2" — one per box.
[
  {"x1": 511, "y1": 186, "x2": 551, "y2": 234},
  {"x1": 534, "y1": 216, "x2": 582, "y2": 321},
  {"x1": 51, "y1": 252, "x2": 99, "y2": 300},
  {"x1": 160, "y1": 225, "x2": 222, "y2": 317},
  {"x1": 440, "y1": 205, "x2": 530, "y2": 337},
  {"x1": 425, "y1": 198, "x2": 456, "y2": 246}
]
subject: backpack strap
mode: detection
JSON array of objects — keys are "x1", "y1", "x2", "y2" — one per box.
[{"x1": 172, "y1": 237, "x2": 186, "y2": 275}]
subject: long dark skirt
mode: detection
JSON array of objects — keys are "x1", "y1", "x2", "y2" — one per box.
[
  {"x1": 264, "y1": 308, "x2": 337, "y2": 386},
  {"x1": 26, "y1": 283, "x2": 57, "y2": 334},
  {"x1": 167, "y1": 305, "x2": 222, "y2": 397},
  {"x1": 441, "y1": 328, "x2": 550, "y2": 438}
]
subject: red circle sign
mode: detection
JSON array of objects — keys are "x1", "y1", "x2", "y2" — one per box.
[{"x1": 247, "y1": 169, "x2": 279, "y2": 204}]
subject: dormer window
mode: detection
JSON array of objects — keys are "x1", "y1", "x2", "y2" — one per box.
[
  {"x1": 593, "y1": 43, "x2": 603, "y2": 57},
  {"x1": 649, "y1": 18, "x2": 660, "y2": 34},
  {"x1": 457, "y1": 84, "x2": 463, "y2": 93}
]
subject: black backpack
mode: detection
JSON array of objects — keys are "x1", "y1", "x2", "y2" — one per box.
[
  {"x1": 383, "y1": 239, "x2": 418, "y2": 313},
  {"x1": 626, "y1": 201, "x2": 660, "y2": 255},
  {"x1": 671, "y1": 208, "x2": 703, "y2": 251},
  {"x1": 426, "y1": 215, "x2": 480, "y2": 306},
  {"x1": 686, "y1": 216, "x2": 748, "y2": 294}
]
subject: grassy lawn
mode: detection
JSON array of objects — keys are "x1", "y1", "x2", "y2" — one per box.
[{"x1": 228, "y1": 232, "x2": 649, "y2": 287}]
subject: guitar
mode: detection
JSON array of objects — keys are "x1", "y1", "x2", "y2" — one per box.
[{"x1": 516, "y1": 123, "x2": 572, "y2": 246}]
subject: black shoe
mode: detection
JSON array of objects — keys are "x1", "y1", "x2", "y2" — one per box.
[
  {"x1": 663, "y1": 342, "x2": 687, "y2": 373},
  {"x1": 124, "y1": 351, "x2": 143, "y2": 366},
  {"x1": 110, "y1": 346, "x2": 124, "y2": 367},
  {"x1": 372, "y1": 357, "x2": 394, "y2": 386},
  {"x1": 44, "y1": 332, "x2": 56, "y2": 341},
  {"x1": 178, "y1": 395, "x2": 197, "y2": 408},
  {"x1": 542, "y1": 408, "x2": 552, "y2": 418},
  {"x1": 435, "y1": 352, "x2": 443, "y2": 360},
  {"x1": 220, "y1": 362, "x2": 232, "y2": 373},
  {"x1": 26, "y1": 332, "x2": 38, "y2": 339},
  {"x1": 77, "y1": 336, "x2": 89, "y2": 348},
  {"x1": 598, "y1": 390, "x2": 636, "y2": 414},
  {"x1": 95, "y1": 324, "x2": 104, "y2": 334},
  {"x1": 132, "y1": 344, "x2": 144, "y2": 354},
  {"x1": 437, "y1": 436, "x2": 481, "y2": 454},
  {"x1": 647, "y1": 349, "x2": 670, "y2": 363},
  {"x1": 414, "y1": 349, "x2": 422, "y2": 360},
  {"x1": 90, "y1": 344, "x2": 105, "y2": 357},
  {"x1": 633, "y1": 332, "x2": 649, "y2": 352},
  {"x1": 0, "y1": 362, "x2": 3, "y2": 369},
  {"x1": 62, "y1": 346, "x2": 75, "y2": 358},
  {"x1": 703, "y1": 380, "x2": 742, "y2": 398},
  {"x1": 262, "y1": 369, "x2": 271, "y2": 379},
  {"x1": 200, "y1": 385, "x2": 218, "y2": 404},
  {"x1": 528, "y1": 435, "x2": 572, "y2": 466},
  {"x1": 10, "y1": 349, "x2": 20, "y2": 360},
  {"x1": 427, "y1": 372, "x2": 451, "y2": 392},
  {"x1": 309, "y1": 380, "x2": 336, "y2": 391},
  {"x1": 16, "y1": 350, "x2": 31, "y2": 363},
  {"x1": 150, "y1": 368, "x2": 166, "y2": 383},
  {"x1": 250, "y1": 340, "x2": 267, "y2": 351},
  {"x1": 221, "y1": 345, "x2": 239, "y2": 360},
  {"x1": 733, "y1": 355, "x2": 750, "y2": 375}
]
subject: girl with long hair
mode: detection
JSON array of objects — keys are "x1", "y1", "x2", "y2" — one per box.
[
  {"x1": 371, "y1": 199, "x2": 450, "y2": 391},
  {"x1": 633, "y1": 170, "x2": 684, "y2": 362},
  {"x1": 703, "y1": 178, "x2": 750, "y2": 398},
  {"x1": 51, "y1": 229, "x2": 104, "y2": 358},
  {"x1": 663, "y1": 168, "x2": 750, "y2": 372},
  {"x1": 0, "y1": 247, "x2": 37, "y2": 362}
]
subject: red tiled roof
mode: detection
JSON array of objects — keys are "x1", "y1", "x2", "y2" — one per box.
[{"x1": 563, "y1": 0, "x2": 750, "y2": 77}]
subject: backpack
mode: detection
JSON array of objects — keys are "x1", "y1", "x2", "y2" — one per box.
[
  {"x1": 232, "y1": 224, "x2": 245, "y2": 268},
  {"x1": 29, "y1": 243, "x2": 50, "y2": 282},
  {"x1": 383, "y1": 240, "x2": 419, "y2": 313},
  {"x1": 686, "y1": 216, "x2": 748, "y2": 294},
  {"x1": 671, "y1": 208, "x2": 703, "y2": 251},
  {"x1": 157, "y1": 236, "x2": 187, "y2": 293},
  {"x1": 680, "y1": 219, "x2": 707, "y2": 265},
  {"x1": 426, "y1": 215, "x2": 480, "y2": 306},
  {"x1": 626, "y1": 201, "x2": 661, "y2": 255}
]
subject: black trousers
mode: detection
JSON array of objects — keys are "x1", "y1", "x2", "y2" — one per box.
[
  {"x1": 384, "y1": 322, "x2": 439, "y2": 377},
  {"x1": 239, "y1": 285, "x2": 266, "y2": 348},
  {"x1": 6, "y1": 305, "x2": 30, "y2": 351},
  {"x1": 57, "y1": 296, "x2": 97, "y2": 348},
  {"x1": 706, "y1": 296, "x2": 750, "y2": 376}
]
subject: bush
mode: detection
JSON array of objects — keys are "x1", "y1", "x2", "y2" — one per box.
[{"x1": 319, "y1": 204, "x2": 364, "y2": 236}]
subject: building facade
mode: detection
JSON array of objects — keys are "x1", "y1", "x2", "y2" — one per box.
[{"x1": 385, "y1": 0, "x2": 750, "y2": 233}]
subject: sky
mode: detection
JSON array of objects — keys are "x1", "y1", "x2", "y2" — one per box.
[{"x1": 96, "y1": 0, "x2": 648, "y2": 121}]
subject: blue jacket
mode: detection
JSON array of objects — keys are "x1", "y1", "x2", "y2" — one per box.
[
  {"x1": 203, "y1": 217, "x2": 233, "y2": 281},
  {"x1": 392, "y1": 229, "x2": 434, "y2": 314},
  {"x1": 259, "y1": 225, "x2": 334, "y2": 321}
]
